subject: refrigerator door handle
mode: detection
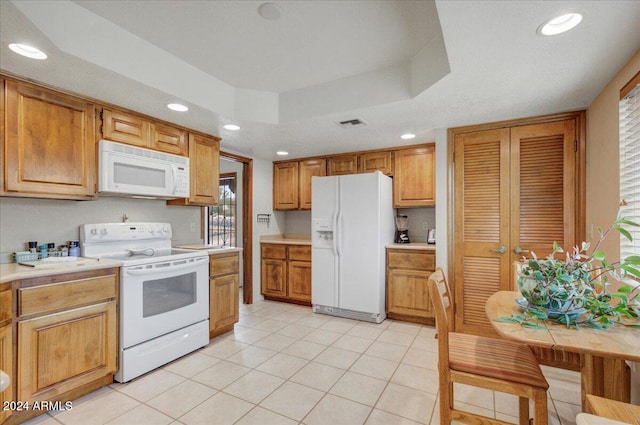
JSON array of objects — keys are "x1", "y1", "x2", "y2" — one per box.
[
  {"x1": 335, "y1": 210, "x2": 342, "y2": 257},
  {"x1": 330, "y1": 210, "x2": 337, "y2": 256}
]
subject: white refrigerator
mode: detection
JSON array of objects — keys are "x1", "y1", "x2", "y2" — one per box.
[{"x1": 311, "y1": 171, "x2": 394, "y2": 323}]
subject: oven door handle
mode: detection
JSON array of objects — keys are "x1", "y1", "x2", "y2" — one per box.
[{"x1": 124, "y1": 258, "x2": 207, "y2": 276}]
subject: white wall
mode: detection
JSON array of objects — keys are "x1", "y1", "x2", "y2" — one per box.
[
  {"x1": 586, "y1": 48, "x2": 640, "y2": 405},
  {"x1": 284, "y1": 211, "x2": 311, "y2": 234},
  {"x1": 0, "y1": 196, "x2": 201, "y2": 263},
  {"x1": 434, "y1": 127, "x2": 448, "y2": 275},
  {"x1": 397, "y1": 207, "x2": 436, "y2": 243},
  {"x1": 219, "y1": 157, "x2": 244, "y2": 285},
  {"x1": 281, "y1": 200, "x2": 437, "y2": 242},
  {"x1": 251, "y1": 156, "x2": 284, "y2": 302},
  {"x1": 0, "y1": 152, "x2": 283, "y2": 305}
]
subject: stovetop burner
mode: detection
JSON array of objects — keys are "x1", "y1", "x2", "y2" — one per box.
[
  {"x1": 105, "y1": 249, "x2": 192, "y2": 261},
  {"x1": 80, "y1": 222, "x2": 207, "y2": 266}
]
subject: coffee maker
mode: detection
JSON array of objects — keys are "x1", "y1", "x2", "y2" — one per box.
[{"x1": 395, "y1": 215, "x2": 410, "y2": 244}]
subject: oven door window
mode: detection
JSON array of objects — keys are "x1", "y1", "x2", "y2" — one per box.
[{"x1": 142, "y1": 272, "x2": 197, "y2": 317}]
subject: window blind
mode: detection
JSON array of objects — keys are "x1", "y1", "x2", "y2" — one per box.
[{"x1": 619, "y1": 72, "x2": 640, "y2": 261}]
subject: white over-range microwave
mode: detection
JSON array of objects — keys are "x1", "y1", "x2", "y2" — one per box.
[{"x1": 98, "y1": 140, "x2": 190, "y2": 199}]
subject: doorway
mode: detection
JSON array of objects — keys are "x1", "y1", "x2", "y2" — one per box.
[{"x1": 215, "y1": 152, "x2": 253, "y2": 304}]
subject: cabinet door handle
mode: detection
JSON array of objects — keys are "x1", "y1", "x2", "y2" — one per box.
[
  {"x1": 514, "y1": 246, "x2": 530, "y2": 254},
  {"x1": 492, "y1": 245, "x2": 507, "y2": 254}
]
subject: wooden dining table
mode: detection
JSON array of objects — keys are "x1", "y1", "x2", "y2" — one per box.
[{"x1": 486, "y1": 291, "x2": 640, "y2": 411}]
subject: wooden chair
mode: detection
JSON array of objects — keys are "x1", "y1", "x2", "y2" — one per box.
[
  {"x1": 428, "y1": 268, "x2": 549, "y2": 425},
  {"x1": 586, "y1": 394, "x2": 640, "y2": 424}
]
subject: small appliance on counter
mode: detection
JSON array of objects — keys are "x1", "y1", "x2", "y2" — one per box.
[{"x1": 395, "y1": 214, "x2": 410, "y2": 244}]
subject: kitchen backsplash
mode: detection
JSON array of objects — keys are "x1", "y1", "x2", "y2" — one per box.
[
  {"x1": 284, "y1": 207, "x2": 436, "y2": 243},
  {"x1": 396, "y1": 207, "x2": 436, "y2": 243},
  {"x1": 0, "y1": 196, "x2": 202, "y2": 263}
]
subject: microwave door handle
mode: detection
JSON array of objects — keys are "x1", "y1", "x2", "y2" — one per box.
[{"x1": 170, "y1": 166, "x2": 178, "y2": 194}]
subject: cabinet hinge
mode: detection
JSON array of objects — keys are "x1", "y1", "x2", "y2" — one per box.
[
  {"x1": 574, "y1": 140, "x2": 578, "y2": 152},
  {"x1": 99, "y1": 110, "x2": 103, "y2": 120},
  {"x1": 100, "y1": 125, "x2": 103, "y2": 135},
  {"x1": 452, "y1": 152, "x2": 455, "y2": 163}
]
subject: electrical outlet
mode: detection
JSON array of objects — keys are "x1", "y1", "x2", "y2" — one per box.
[
  {"x1": 190, "y1": 223, "x2": 196, "y2": 233},
  {"x1": 422, "y1": 221, "x2": 430, "y2": 230}
]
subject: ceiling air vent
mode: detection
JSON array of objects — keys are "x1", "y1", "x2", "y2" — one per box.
[{"x1": 336, "y1": 118, "x2": 368, "y2": 128}]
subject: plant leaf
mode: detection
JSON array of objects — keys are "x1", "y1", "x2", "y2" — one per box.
[
  {"x1": 617, "y1": 218, "x2": 640, "y2": 228},
  {"x1": 493, "y1": 317, "x2": 520, "y2": 323},
  {"x1": 521, "y1": 321, "x2": 548, "y2": 330},
  {"x1": 617, "y1": 285, "x2": 632, "y2": 294},
  {"x1": 592, "y1": 250, "x2": 606, "y2": 261},
  {"x1": 620, "y1": 264, "x2": 640, "y2": 279},
  {"x1": 614, "y1": 226, "x2": 633, "y2": 242},
  {"x1": 623, "y1": 255, "x2": 640, "y2": 265}
]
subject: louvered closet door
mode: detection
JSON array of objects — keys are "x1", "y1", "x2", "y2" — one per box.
[
  {"x1": 454, "y1": 128, "x2": 511, "y2": 335},
  {"x1": 510, "y1": 120, "x2": 577, "y2": 268},
  {"x1": 453, "y1": 120, "x2": 578, "y2": 335}
]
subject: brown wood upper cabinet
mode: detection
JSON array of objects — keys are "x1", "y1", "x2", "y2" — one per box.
[
  {"x1": 327, "y1": 154, "x2": 358, "y2": 175},
  {"x1": 273, "y1": 162, "x2": 299, "y2": 210},
  {"x1": 101, "y1": 108, "x2": 187, "y2": 156},
  {"x1": 327, "y1": 151, "x2": 393, "y2": 176},
  {"x1": 2, "y1": 79, "x2": 97, "y2": 200},
  {"x1": 359, "y1": 151, "x2": 393, "y2": 175},
  {"x1": 393, "y1": 145, "x2": 435, "y2": 207},
  {"x1": 299, "y1": 159, "x2": 326, "y2": 209},
  {"x1": 167, "y1": 133, "x2": 220, "y2": 206},
  {"x1": 273, "y1": 145, "x2": 433, "y2": 210},
  {"x1": 273, "y1": 159, "x2": 326, "y2": 210},
  {"x1": 150, "y1": 122, "x2": 188, "y2": 156}
]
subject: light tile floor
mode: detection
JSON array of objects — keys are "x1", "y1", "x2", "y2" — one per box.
[{"x1": 23, "y1": 299, "x2": 582, "y2": 425}]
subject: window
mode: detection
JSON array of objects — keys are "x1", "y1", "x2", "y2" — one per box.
[
  {"x1": 619, "y1": 71, "x2": 640, "y2": 262},
  {"x1": 205, "y1": 173, "x2": 237, "y2": 246}
]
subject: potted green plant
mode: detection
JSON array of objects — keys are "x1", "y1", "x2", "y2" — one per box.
[{"x1": 505, "y1": 207, "x2": 640, "y2": 329}]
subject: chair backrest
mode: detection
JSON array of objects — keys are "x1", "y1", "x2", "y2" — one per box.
[{"x1": 428, "y1": 267, "x2": 453, "y2": 365}]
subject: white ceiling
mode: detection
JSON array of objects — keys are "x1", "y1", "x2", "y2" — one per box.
[{"x1": 1, "y1": 0, "x2": 640, "y2": 161}]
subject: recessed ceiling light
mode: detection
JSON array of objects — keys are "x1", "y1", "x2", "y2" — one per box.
[
  {"x1": 8, "y1": 43, "x2": 47, "y2": 60},
  {"x1": 401, "y1": 133, "x2": 416, "y2": 140},
  {"x1": 276, "y1": 151, "x2": 289, "y2": 156},
  {"x1": 258, "y1": 2, "x2": 282, "y2": 20},
  {"x1": 167, "y1": 103, "x2": 188, "y2": 112},
  {"x1": 223, "y1": 124, "x2": 240, "y2": 131},
  {"x1": 537, "y1": 13, "x2": 583, "y2": 36}
]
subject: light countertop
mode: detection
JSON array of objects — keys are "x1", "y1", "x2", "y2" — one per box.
[
  {"x1": 0, "y1": 258, "x2": 123, "y2": 284},
  {"x1": 386, "y1": 243, "x2": 436, "y2": 251},
  {"x1": 260, "y1": 234, "x2": 312, "y2": 246},
  {"x1": 175, "y1": 244, "x2": 243, "y2": 255}
]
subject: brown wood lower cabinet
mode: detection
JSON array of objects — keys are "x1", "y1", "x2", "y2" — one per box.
[
  {"x1": 209, "y1": 251, "x2": 240, "y2": 338},
  {"x1": 10, "y1": 268, "x2": 118, "y2": 424},
  {"x1": 386, "y1": 248, "x2": 436, "y2": 325},
  {"x1": 261, "y1": 243, "x2": 311, "y2": 305},
  {"x1": 0, "y1": 284, "x2": 12, "y2": 425}
]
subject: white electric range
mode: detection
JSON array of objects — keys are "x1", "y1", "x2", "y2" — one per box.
[{"x1": 80, "y1": 222, "x2": 209, "y2": 382}]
